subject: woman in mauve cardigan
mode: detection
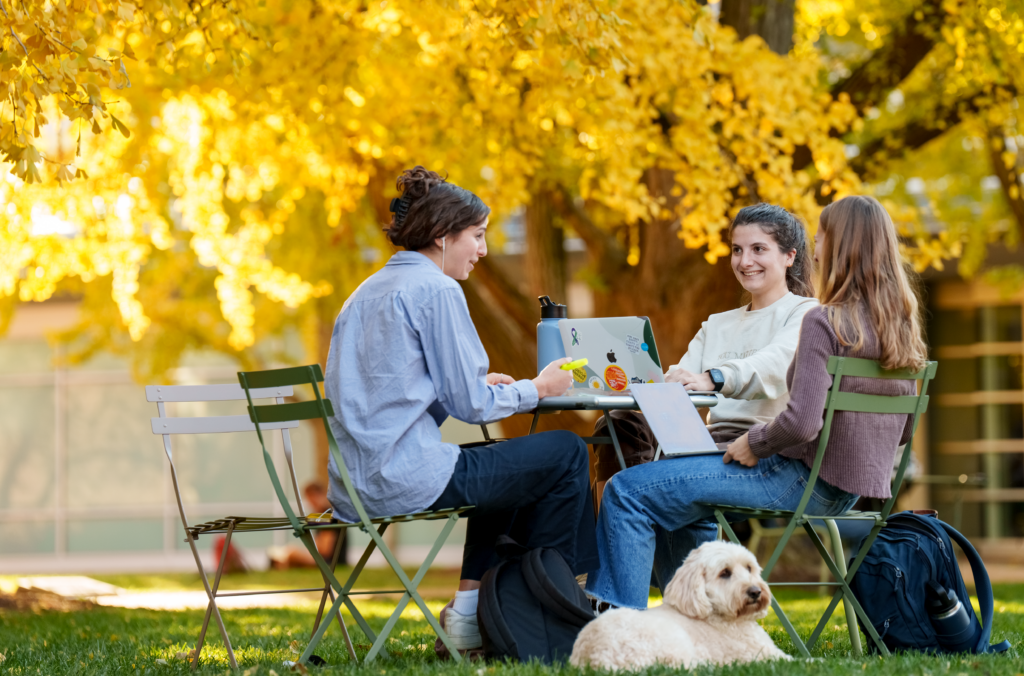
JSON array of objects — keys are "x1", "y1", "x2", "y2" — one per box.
[{"x1": 584, "y1": 196, "x2": 929, "y2": 610}]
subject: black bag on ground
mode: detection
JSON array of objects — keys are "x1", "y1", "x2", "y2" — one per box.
[
  {"x1": 477, "y1": 537, "x2": 594, "y2": 663},
  {"x1": 848, "y1": 511, "x2": 1010, "y2": 655}
]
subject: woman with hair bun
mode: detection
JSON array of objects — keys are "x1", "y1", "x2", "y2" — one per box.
[
  {"x1": 585, "y1": 195, "x2": 926, "y2": 611},
  {"x1": 324, "y1": 166, "x2": 598, "y2": 655}
]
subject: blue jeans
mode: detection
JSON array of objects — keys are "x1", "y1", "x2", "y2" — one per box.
[{"x1": 585, "y1": 452, "x2": 858, "y2": 609}]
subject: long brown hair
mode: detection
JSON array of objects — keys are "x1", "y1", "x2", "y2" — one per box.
[{"x1": 817, "y1": 195, "x2": 927, "y2": 371}]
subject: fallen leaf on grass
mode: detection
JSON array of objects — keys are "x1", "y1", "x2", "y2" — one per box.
[
  {"x1": 289, "y1": 640, "x2": 300, "y2": 654},
  {"x1": 282, "y1": 660, "x2": 308, "y2": 676},
  {"x1": 174, "y1": 650, "x2": 196, "y2": 661},
  {"x1": 0, "y1": 653, "x2": 5, "y2": 664},
  {"x1": 155, "y1": 659, "x2": 167, "y2": 666}
]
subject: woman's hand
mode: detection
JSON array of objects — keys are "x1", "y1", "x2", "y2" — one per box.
[
  {"x1": 723, "y1": 433, "x2": 758, "y2": 467},
  {"x1": 486, "y1": 372, "x2": 515, "y2": 386},
  {"x1": 533, "y1": 358, "x2": 574, "y2": 398},
  {"x1": 665, "y1": 368, "x2": 714, "y2": 391}
]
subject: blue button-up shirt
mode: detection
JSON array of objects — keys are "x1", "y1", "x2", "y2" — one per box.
[{"x1": 325, "y1": 251, "x2": 539, "y2": 522}]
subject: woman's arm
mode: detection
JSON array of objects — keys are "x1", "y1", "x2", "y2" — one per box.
[
  {"x1": 418, "y1": 287, "x2": 540, "y2": 424},
  {"x1": 747, "y1": 309, "x2": 836, "y2": 458},
  {"x1": 718, "y1": 300, "x2": 816, "y2": 400}
]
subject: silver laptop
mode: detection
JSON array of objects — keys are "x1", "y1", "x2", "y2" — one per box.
[
  {"x1": 558, "y1": 317, "x2": 665, "y2": 395},
  {"x1": 630, "y1": 383, "x2": 720, "y2": 456}
]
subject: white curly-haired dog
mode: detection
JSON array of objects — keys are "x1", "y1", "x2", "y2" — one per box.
[{"x1": 570, "y1": 540, "x2": 790, "y2": 670}]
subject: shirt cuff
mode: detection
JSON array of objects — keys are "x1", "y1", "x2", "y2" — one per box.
[
  {"x1": 718, "y1": 364, "x2": 737, "y2": 397},
  {"x1": 513, "y1": 378, "x2": 540, "y2": 412},
  {"x1": 747, "y1": 423, "x2": 775, "y2": 459}
]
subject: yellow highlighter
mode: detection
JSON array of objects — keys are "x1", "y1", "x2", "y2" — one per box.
[{"x1": 561, "y1": 358, "x2": 589, "y2": 371}]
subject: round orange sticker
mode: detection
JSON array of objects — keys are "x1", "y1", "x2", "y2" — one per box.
[{"x1": 604, "y1": 365, "x2": 628, "y2": 392}]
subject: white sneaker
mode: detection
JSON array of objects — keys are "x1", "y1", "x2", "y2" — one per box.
[{"x1": 443, "y1": 606, "x2": 482, "y2": 650}]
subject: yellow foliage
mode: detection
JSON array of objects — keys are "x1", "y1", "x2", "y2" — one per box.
[{"x1": 1, "y1": 0, "x2": 1023, "y2": 359}]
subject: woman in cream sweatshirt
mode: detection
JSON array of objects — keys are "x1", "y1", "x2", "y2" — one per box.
[{"x1": 593, "y1": 203, "x2": 818, "y2": 485}]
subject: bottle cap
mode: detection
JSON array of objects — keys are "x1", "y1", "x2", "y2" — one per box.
[
  {"x1": 539, "y1": 295, "x2": 567, "y2": 319},
  {"x1": 925, "y1": 580, "x2": 959, "y2": 615}
]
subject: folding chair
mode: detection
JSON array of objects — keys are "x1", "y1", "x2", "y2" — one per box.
[
  {"x1": 700, "y1": 356, "x2": 936, "y2": 658},
  {"x1": 237, "y1": 364, "x2": 473, "y2": 666},
  {"x1": 148, "y1": 383, "x2": 346, "y2": 670}
]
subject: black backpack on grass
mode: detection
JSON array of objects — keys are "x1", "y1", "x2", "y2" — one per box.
[{"x1": 477, "y1": 538, "x2": 594, "y2": 663}]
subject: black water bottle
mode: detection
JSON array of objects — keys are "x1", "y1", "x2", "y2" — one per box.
[{"x1": 925, "y1": 580, "x2": 977, "y2": 652}]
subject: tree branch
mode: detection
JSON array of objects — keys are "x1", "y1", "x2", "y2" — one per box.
[
  {"x1": 831, "y1": 0, "x2": 945, "y2": 110},
  {"x1": 850, "y1": 87, "x2": 1015, "y2": 180},
  {"x1": 470, "y1": 256, "x2": 536, "y2": 337},
  {"x1": 792, "y1": 0, "x2": 946, "y2": 171},
  {"x1": 988, "y1": 128, "x2": 1024, "y2": 239},
  {"x1": 549, "y1": 188, "x2": 628, "y2": 272}
]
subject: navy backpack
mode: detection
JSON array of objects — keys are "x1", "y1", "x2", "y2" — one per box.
[{"x1": 848, "y1": 511, "x2": 1011, "y2": 655}]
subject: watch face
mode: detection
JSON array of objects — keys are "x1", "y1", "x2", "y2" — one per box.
[{"x1": 708, "y1": 369, "x2": 724, "y2": 390}]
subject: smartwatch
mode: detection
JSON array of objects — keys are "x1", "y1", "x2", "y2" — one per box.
[{"x1": 705, "y1": 368, "x2": 725, "y2": 392}]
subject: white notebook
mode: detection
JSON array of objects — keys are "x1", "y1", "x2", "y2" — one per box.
[{"x1": 630, "y1": 383, "x2": 720, "y2": 456}]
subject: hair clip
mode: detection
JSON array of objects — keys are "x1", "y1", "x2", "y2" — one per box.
[{"x1": 390, "y1": 195, "x2": 411, "y2": 228}]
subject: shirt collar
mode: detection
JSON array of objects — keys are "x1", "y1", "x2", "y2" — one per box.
[{"x1": 386, "y1": 250, "x2": 442, "y2": 270}]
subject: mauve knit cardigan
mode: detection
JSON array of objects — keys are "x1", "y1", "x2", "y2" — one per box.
[{"x1": 746, "y1": 305, "x2": 915, "y2": 499}]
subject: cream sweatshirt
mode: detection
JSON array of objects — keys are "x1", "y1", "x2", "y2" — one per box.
[{"x1": 669, "y1": 292, "x2": 818, "y2": 437}]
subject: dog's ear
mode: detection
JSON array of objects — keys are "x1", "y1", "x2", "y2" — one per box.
[{"x1": 664, "y1": 557, "x2": 712, "y2": 619}]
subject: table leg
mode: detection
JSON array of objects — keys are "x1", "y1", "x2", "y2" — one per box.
[{"x1": 605, "y1": 414, "x2": 627, "y2": 472}]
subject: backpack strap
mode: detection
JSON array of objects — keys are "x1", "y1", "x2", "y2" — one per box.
[
  {"x1": 521, "y1": 549, "x2": 594, "y2": 627},
  {"x1": 937, "y1": 522, "x2": 1011, "y2": 654},
  {"x1": 478, "y1": 562, "x2": 519, "y2": 658}
]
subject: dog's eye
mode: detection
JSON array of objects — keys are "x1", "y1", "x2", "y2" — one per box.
[
  {"x1": 747, "y1": 565, "x2": 753, "y2": 573},
  {"x1": 719, "y1": 568, "x2": 732, "y2": 579}
]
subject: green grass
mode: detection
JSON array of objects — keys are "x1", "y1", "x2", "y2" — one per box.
[
  {"x1": 86, "y1": 568, "x2": 464, "y2": 595},
  {"x1": 1, "y1": 583, "x2": 1021, "y2": 675}
]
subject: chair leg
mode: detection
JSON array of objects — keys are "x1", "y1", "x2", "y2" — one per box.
[
  {"x1": 186, "y1": 525, "x2": 238, "y2": 670},
  {"x1": 713, "y1": 511, "x2": 811, "y2": 658},
  {"x1": 824, "y1": 519, "x2": 862, "y2": 656},
  {"x1": 362, "y1": 514, "x2": 462, "y2": 663},
  {"x1": 311, "y1": 530, "x2": 356, "y2": 662},
  {"x1": 817, "y1": 526, "x2": 832, "y2": 596},
  {"x1": 295, "y1": 515, "x2": 463, "y2": 666},
  {"x1": 748, "y1": 520, "x2": 762, "y2": 559},
  {"x1": 801, "y1": 523, "x2": 889, "y2": 656}
]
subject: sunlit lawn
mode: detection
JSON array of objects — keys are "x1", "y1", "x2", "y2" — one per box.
[{"x1": 1, "y1": 573, "x2": 1022, "y2": 675}]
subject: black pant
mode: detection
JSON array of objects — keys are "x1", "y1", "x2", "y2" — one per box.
[{"x1": 428, "y1": 430, "x2": 599, "y2": 580}]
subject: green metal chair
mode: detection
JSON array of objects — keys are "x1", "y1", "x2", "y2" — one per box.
[
  {"x1": 238, "y1": 364, "x2": 473, "y2": 665},
  {"x1": 700, "y1": 356, "x2": 937, "y2": 658}
]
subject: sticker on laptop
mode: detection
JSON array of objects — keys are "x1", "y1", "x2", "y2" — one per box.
[
  {"x1": 573, "y1": 367, "x2": 588, "y2": 383},
  {"x1": 604, "y1": 365, "x2": 628, "y2": 391},
  {"x1": 625, "y1": 334, "x2": 641, "y2": 354},
  {"x1": 589, "y1": 377, "x2": 603, "y2": 390}
]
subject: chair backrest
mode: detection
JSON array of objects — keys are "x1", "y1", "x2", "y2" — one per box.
[
  {"x1": 148, "y1": 383, "x2": 305, "y2": 537},
  {"x1": 237, "y1": 365, "x2": 373, "y2": 531},
  {"x1": 802, "y1": 356, "x2": 938, "y2": 522}
]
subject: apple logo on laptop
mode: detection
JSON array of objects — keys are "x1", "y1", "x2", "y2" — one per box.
[{"x1": 607, "y1": 349, "x2": 616, "y2": 363}]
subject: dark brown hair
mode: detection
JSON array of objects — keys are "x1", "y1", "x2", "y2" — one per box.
[
  {"x1": 383, "y1": 166, "x2": 490, "y2": 250},
  {"x1": 817, "y1": 195, "x2": 927, "y2": 371},
  {"x1": 729, "y1": 203, "x2": 814, "y2": 297}
]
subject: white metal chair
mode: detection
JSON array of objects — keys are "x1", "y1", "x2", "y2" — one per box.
[{"x1": 148, "y1": 383, "x2": 345, "y2": 670}]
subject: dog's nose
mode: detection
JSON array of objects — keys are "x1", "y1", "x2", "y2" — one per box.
[{"x1": 746, "y1": 586, "x2": 762, "y2": 601}]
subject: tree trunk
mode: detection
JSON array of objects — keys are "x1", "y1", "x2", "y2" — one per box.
[
  {"x1": 719, "y1": 0, "x2": 795, "y2": 55},
  {"x1": 524, "y1": 190, "x2": 566, "y2": 302}
]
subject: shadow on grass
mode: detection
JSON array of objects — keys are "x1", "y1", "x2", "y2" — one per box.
[{"x1": 1, "y1": 586, "x2": 1020, "y2": 674}]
